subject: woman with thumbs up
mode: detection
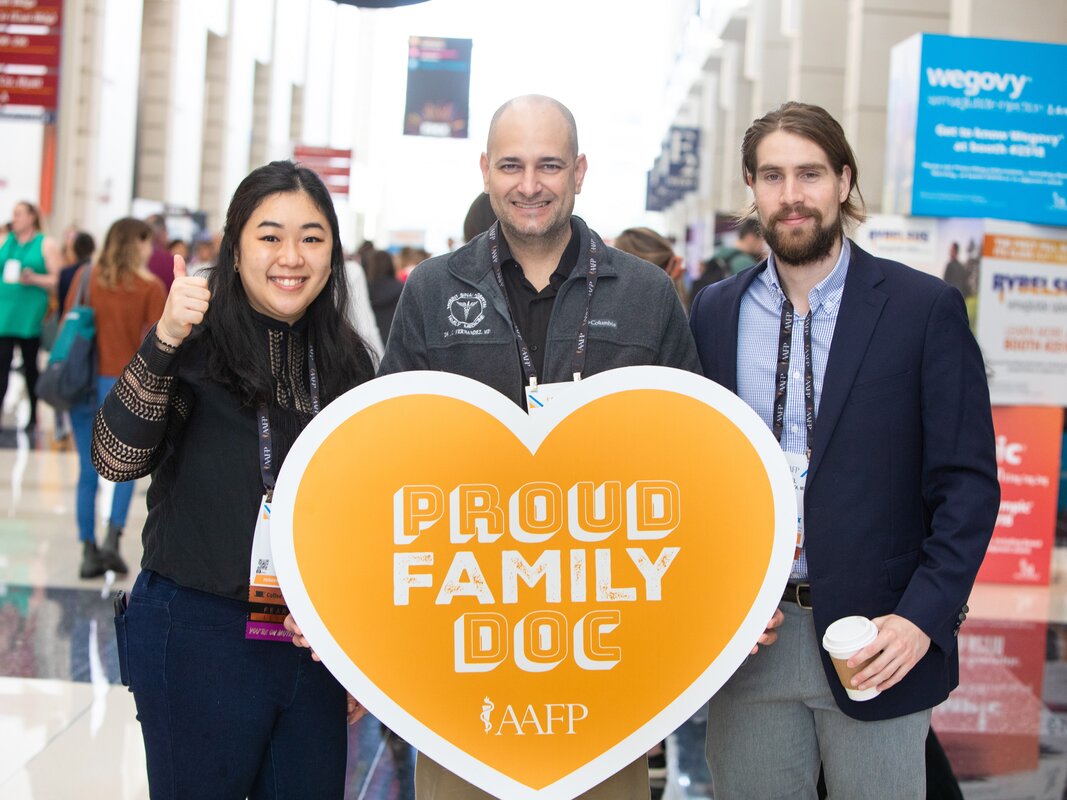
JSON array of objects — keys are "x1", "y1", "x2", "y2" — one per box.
[{"x1": 94, "y1": 160, "x2": 375, "y2": 799}]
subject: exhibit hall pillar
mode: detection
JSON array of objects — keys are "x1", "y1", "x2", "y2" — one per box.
[
  {"x1": 949, "y1": 0, "x2": 1066, "y2": 41},
  {"x1": 53, "y1": 0, "x2": 145, "y2": 237},
  {"x1": 196, "y1": 0, "x2": 262, "y2": 232},
  {"x1": 745, "y1": 0, "x2": 793, "y2": 120},
  {"x1": 788, "y1": 0, "x2": 848, "y2": 119},
  {"x1": 715, "y1": 39, "x2": 752, "y2": 215},
  {"x1": 348, "y1": 10, "x2": 378, "y2": 246},
  {"x1": 135, "y1": 0, "x2": 211, "y2": 208},
  {"x1": 843, "y1": 0, "x2": 950, "y2": 213},
  {"x1": 698, "y1": 69, "x2": 721, "y2": 240}
]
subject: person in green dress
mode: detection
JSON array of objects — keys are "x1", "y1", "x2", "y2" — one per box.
[{"x1": 0, "y1": 201, "x2": 62, "y2": 432}]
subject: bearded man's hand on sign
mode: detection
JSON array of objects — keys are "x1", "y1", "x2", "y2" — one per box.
[{"x1": 751, "y1": 608, "x2": 785, "y2": 655}]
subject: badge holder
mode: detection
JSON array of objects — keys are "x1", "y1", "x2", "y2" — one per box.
[
  {"x1": 3, "y1": 258, "x2": 22, "y2": 284},
  {"x1": 784, "y1": 451, "x2": 808, "y2": 560},
  {"x1": 525, "y1": 373, "x2": 581, "y2": 414},
  {"x1": 246, "y1": 495, "x2": 293, "y2": 641}
]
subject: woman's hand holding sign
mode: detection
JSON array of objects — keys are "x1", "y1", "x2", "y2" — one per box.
[
  {"x1": 284, "y1": 613, "x2": 319, "y2": 660},
  {"x1": 346, "y1": 693, "x2": 368, "y2": 725}
]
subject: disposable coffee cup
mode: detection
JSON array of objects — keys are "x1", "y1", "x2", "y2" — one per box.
[{"x1": 822, "y1": 616, "x2": 880, "y2": 702}]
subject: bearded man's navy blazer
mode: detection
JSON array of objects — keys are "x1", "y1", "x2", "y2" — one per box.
[{"x1": 689, "y1": 241, "x2": 999, "y2": 721}]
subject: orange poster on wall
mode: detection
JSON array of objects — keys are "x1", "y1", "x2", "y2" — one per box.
[
  {"x1": 271, "y1": 367, "x2": 796, "y2": 799},
  {"x1": 976, "y1": 406, "x2": 1063, "y2": 585}
]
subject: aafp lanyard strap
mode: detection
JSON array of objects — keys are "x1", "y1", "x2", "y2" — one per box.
[
  {"x1": 256, "y1": 341, "x2": 321, "y2": 499},
  {"x1": 772, "y1": 298, "x2": 815, "y2": 458}
]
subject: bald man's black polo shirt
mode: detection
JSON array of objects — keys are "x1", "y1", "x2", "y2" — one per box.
[{"x1": 497, "y1": 222, "x2": 580, "y2": 381}]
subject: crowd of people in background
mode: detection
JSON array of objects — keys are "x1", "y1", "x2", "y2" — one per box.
[
  {"x1": 1, "y1": 197, "x2": 765, "y2": 450},
  {"x1": 0, "y1": 190, "x2": 762, "y2": 592}
]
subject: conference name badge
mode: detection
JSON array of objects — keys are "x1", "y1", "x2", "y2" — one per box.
[
  {"x1": 3, "y1": 259, "x2": 21, "y2": 284},
  {"x1": 246, "y1": 495, "x2": 292, "y2": 641},
  {"x1": 783, "y1": 451, "x2": 808, "y2": 558},
  {"x1": 270, "y1": 368, "x2": 796, "y2": 799},
  {"x1": 525, "y1": 380, "x2": 576, "y2": 414}
]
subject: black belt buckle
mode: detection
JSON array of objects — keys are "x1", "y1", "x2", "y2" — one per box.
[{"x1": 784, "y1": 582, "x2": 812, "y2": 609}]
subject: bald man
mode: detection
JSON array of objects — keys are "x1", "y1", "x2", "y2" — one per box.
[{"x1": 379, "y1": 95, "x2": 700, "y2": 798}]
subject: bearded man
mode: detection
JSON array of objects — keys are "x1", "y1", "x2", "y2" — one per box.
[{"x1": 689, "y1": 101, "x2": 998, "y2": 799}]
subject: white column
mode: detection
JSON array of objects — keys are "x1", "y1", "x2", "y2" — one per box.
[
  {"x1": 789, "y1": 0, "x2": 849, "y2": 118},
  {"x1": 716, "y1": 41, "x2": 753, "y2": 215},
  {"x1": 198, "y1": 30, "x2": 227, "y2": 227},
  {"x1": 135, "y1": 0, "x2": 212, "y2": 208},
  {"x1": 843, "y1": 0, "x2": 951, "y2": 213},
  {"x1": 746, "y1": 0, "x2": 794, "y2": 118},
  {"x1": 300, "y1": 0, "x2": 336, "y2": 148},
  {"x1": 950, "y1": 0, "x2": 1066, "y2": 39},
  {"x1": 197, "y1": 0, "x2": 267, "y2": 231},
  {"x1": 50, "y1": 0, "x2": 145, "y2": 238}
]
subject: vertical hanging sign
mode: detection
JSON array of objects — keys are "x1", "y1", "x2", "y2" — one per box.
[
  {"x1": 0, "y1": 0, "x2": 63, "y2": 122},
  {"x1": 976, "y1": 406, "x2": 1063, "y2": 586},
  {"x1": 293, "y1": 145, "x2": 353, "y2": 198},
  {"x1": 404, "y1": 36, "x2": 472, "y2": 139}
]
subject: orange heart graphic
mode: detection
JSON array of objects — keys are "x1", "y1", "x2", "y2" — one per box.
[{"x1": 271, "y1": 367, "x2": 795, "y2": 799}]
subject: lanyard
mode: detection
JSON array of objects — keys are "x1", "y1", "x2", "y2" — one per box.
[
  {"x1": 772, "y1": 298, "x2": 815, "y2": 458},
  {"x1": 487, "y1": 221, "x2": 600, "y2": 385},
  {"x1": 257, "y1": 341, "x2": 320, "y2": 499}
]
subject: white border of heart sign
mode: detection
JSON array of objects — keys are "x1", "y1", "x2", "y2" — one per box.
[{"x1": 271, "y1": 366, "x2": 796, "y2": 800}]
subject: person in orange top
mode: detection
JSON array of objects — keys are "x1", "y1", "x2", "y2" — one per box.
[{"x1": 67, "y1": 218, "x2": 165, "y2": 578}]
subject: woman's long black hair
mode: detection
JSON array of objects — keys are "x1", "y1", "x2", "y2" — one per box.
[{"x1": 204, "y1": 160, "x2": 375, "y2": 406}]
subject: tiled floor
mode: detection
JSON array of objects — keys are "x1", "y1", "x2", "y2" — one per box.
[{"x1": 2, "y1": 383, "x2": 1067, "y2": 799}]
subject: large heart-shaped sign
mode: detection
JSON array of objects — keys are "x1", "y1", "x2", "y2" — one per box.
[{"x1": 271, "y1": 367, "x2": 795, "y2": 799}]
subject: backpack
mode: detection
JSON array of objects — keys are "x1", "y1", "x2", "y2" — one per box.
[{"x1": 37, "y1": 266, "x2": 97, "y2": 410}]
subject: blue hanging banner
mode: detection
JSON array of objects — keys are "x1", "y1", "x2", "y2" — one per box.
[
  {"x1": 645, "y1": 127, "x2": 701, "y2": 212},
  {"x1": 885, "y1": 34, "x2": 1067, "y2": 227}
]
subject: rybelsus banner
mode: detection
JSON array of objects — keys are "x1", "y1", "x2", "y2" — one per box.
[{"x1": 271, "y1": 368, "x2": 796, "y2": 799}]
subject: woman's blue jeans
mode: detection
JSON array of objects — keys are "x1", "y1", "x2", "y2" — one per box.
[
  {"x1": 119, "y1": 570, "x2": 347, "y2": 799},
  {"x1": 69, "y1": 376, "x2": 134, "y2": 543}
]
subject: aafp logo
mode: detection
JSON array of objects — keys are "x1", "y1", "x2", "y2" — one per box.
[
  {"x1": 480, "y1": 696, "x2": 589, "y2": 736},
  {"x1": 447, "y1": 292, "x2": 487, "y2": 329}
]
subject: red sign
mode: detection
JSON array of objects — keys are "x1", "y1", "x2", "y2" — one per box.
[
  {"x1": 0, "y1": 0, "x2": 63, "y2": 115},
  {"x1": 0, "y1": 32, "x2": 60, "y2": 68},
  {"x1": 0, "y1": 2, "x2": 62, "y2": 27},
  {"x1": 976, "y1": 406, "x2": 1063, "y2": 585},
  {"x1": 293, "y1": 145, "x2": 352, "y2": 197},
  {"x1": 0, "y1": 71, "x2": 56, "y2": 106},
  {"x1": 933, "y1": 618, "x2": 1046, "y2": 778},
  {"x1": 293, "y1": 146, "x2": 351, "y2": 160}
]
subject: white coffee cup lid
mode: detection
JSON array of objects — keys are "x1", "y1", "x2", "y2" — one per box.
[{"x1": 822, "y1": 616, "x2": 877, "y2": 655}]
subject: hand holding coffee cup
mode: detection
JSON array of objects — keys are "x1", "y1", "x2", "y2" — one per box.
[
  {"x1": 823, "y1": 613, "x2": 932, "y2": 700},
  {"x1": 822, "y1": 617, "x2": 880, "y2": 701}
]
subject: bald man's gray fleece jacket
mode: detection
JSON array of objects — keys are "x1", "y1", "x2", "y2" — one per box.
[{"x1": 377, "y1": 216, "x2": 701, "y2": 407}]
